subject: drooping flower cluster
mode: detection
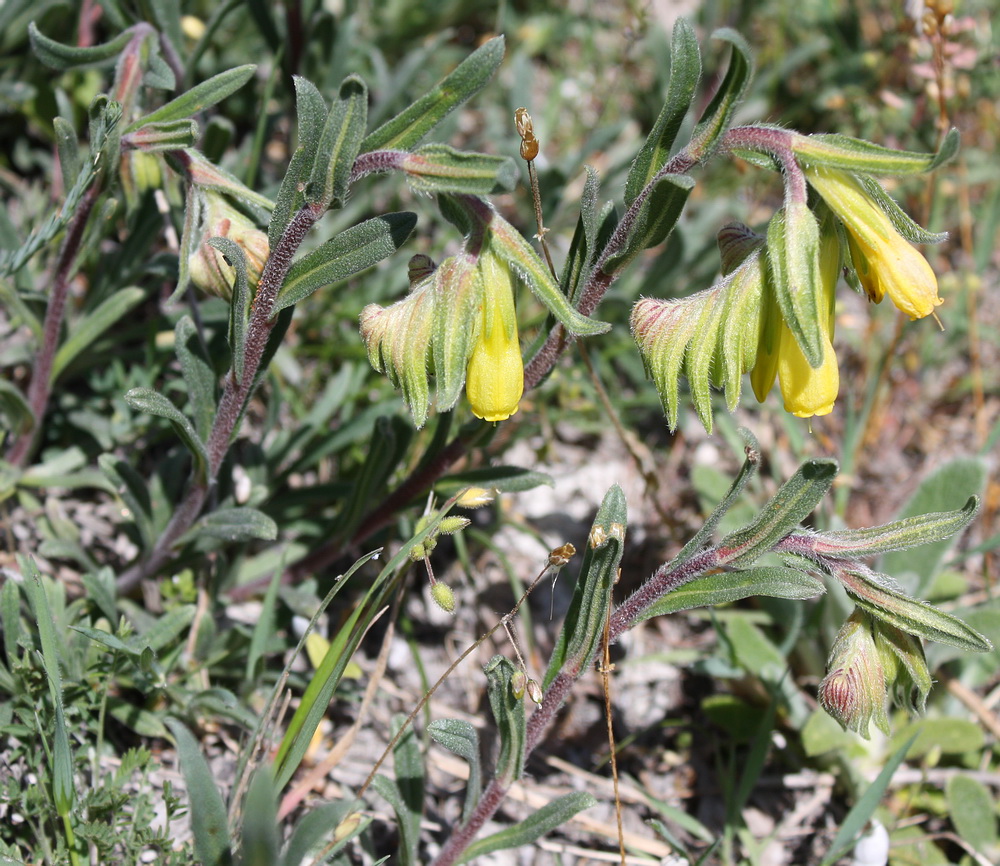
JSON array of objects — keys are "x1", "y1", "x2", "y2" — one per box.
[
  {"x1": 631, "y1": 130, "x2": 950, "y2": 430},
  {"x1": 360, "y1": 197, "x2": 608, "y2": 427}
]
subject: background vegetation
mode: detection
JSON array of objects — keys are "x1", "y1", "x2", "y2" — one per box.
[{"x1": 1, "y1": 1, "x2": 998, "y2": 864}]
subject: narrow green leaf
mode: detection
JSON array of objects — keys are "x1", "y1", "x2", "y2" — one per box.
[
  {"x1": 625, "y1": 18, "x2": 701, "y2": 206},
  {"x1": 53, "y1": 116, "x2": 81, "y2": 182},
  {"x1": 124, "y1": 387, "x2": 209, "y2": 481},
  {"x1": 637, "y1": 566, "x2": 824, "y2": 622},
  {"x1": 839, "y1": 569, "x2": 992, "y2": 652},
  {"x1": 98, "y1": 454, "x2": 155, "y2": 550},
  {"x1": 856, "y1": 175, "x2": 948, "y2": 244},
  {"x1": 166, "y1": 719, "x2": 233, "y2": 866},
  {"x1": 793, "y1": 128, "x2": 960, "y2": 176},
  {"x1": 29, "y1": 21, "x2": 133, "y2": 69},
  {"x1": 281, "y1": 801, "x2": 367, "y2": 866},
  {"x1": 486, "y1": 213, "x2": 610, "y2": 336},
  {"x1": 125, "y1": 65, "x2": 256, "y2": 131},
  {"x1": 51, "y1": 287, "x2": 146, "y2": 381},
  {"x1": 362, "y1": 36, "x2": 504, "y2": 152},
  {"x1": 458, "y1": 792, "x2": 597, "y2": 864},
  {"x1": 436, "y1": 466, "x2": 553, "y2": 496},
  {"x1": 484, "y1": 656, "x2": 526, "y2": 785},
  {"x1": 21, "y1": 558, "x2": 75, "y2": 815},
  {"x1": 402, "y1": 145, "x2": 518, "y2": 195},
  {"x1": 240, "y1": 767, "x2": 280, "y2": 866},
  {"x1": 561, "y1": 166, "x2": 601, "y2": 303},
  {"x1": 814, "y1": 496, "x2": 978, "y2": 559},
  {"x1": 273, "y1": 213, "x2": 417, "y2": 315},
  {"x1": 174, "y1": 317, "x2": 217, "y2": 441},
  {"x1": 0, "y1": 379, "x2": 34, "y2": 436},
  {"x1": 207, "y1": 237, "x2": 250, "y2": 384},
  {"x1": 181, "y1": 507, "x2": 278, "y2": 543},
  {"x1": 688, "y1": 28, "x2": 753, "y2": 160},
  {"x1": 107, "y1": 696, "x2": 170, "y2": 738},
  {"x1": 246, "y1": 569, "x2": 282, "y2": 683},
  {"x1": 125, "y1": 118, "x2": 199, "y2": 151},
  {"x1": 70, "y1": 625, "x2": 133, "y2": 657},
  {"x1": 544, "y1": 485, "x2": 627, "y2": 687},
  {"x1": 269, "y1": 77, "x2": 327, "y2": 246},
  {"x1": 820, "y1": 735, "x2": 916, "y2": 866},
  {"x1": 273, "y1": 513, "x2": 454, "y2": 789},
  {"x1": 1, "y1": 579, "x2": 21, "y2": 669},
  {"x1": 392, "y1": 714, "x2": 423, "y2": 866},
  {"x1": 766, "y1": 206, "x2": 824, "y2": 368},
  {"x1": 428, "y1": 719, "x2": 482, "y2": 822},
  {"x1": 718, "y1": 458, "x2": 838, "y2": 568},
  {"x1": 602, "y1": 172, "x2": 694, "y2": 273},
  {"x1": 308, "y1": 74, "x2": 368, "y2": 209}
]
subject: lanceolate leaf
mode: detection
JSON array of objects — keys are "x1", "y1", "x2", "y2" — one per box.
[
  {"x1": 637, "y1": 566, "x2": 825, "y2": 622},
  {"x1": 625, "y1": 18, "x2": 701, "y2": 206},
  {"x1": 180, "y1": 507, "x2": 278, "y2": 544},
  {"x1": 98, "y1": 454, "x2": 155, "y2": 550},
  {"x1": 401, "y1": 145, "x2": 518, "y2": 195},
  {"x1": 362, "y1": 36, "x2": 505, "y2": 152},
  {"x1": 28, "y1": 22, "x2": 134, "y2": 69},
  {"x1": 428, "y1": 719, "x2": 482, "y2": 821},
  {"x1": 766, "y1": 205, "x2": 824, "y2": 368},
  {"x1": 561, "y1": 166, "x2": 601, "y2": 303},
  {"x1": 484, "y1": 656, "x2": 526, "y2": 785},
  {"x1": 811, "y1": 496, "x2": 979, "y2": 559},
  {"x1": 273, "y1": 212, "x2": 417, "y2": 315},
  {"x1": 792, "y1": 128, "x2": 960, "y2": 176},
  {"x1": 688, "y1": 28, "x2": 753, "y2": 161},
  {"x1": 458, "y1": 792, "x2": 597, "y2": 864},
  {"x1": 166, "y1": 719, "x2": 233, "y2": 866},
  {"x1": 124, "y1": 388, "x2": 209, "y2": 481},
  {"x1": 544, "y1": 485, "x2": 627, "y2": 688},
  {"x1": 308, "y1": 75, "x2": 368, "y2": 209},
  {"x1": 857, "y1": 174, "x2": 948, "y2": 244},
  {"x1": 718, "y1": 458, "x2": 838, "y2": 568},
  {"x1": 51, "y1": 287, "x2": 146, "y2": 381},
  {"x1": 174, "y1": 316, "x2": 217, "y2": 441},
  {"x1": 839, "y1": 568, "x2": 992, "y2": 652},
  {"x1": 207, "y1": 236, "x2": 250, "y2": 384},
  {"x1": 125, "y1": 64, "x2": 257, "y2": 132}
]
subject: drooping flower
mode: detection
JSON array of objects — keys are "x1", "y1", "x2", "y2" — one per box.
[
  {"x1": 803, "y1": 166, "x2": 942, "y2": 320},
  {"x1": 187, "y1": 193, "x2": 269, "y2": 302},
  {"x1": 466, "y1": 254, "x2": 523, "y2": 422}
]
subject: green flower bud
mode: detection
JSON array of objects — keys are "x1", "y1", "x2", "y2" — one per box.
[
  {"x1": 818, "y1": 609, "x2": 890, "y2": 739},
  {"x1": 437, "y1": 516, "x2": 471, "y2": 535},
  {"x1": 188, "y1": 193, "x2": 269, "y2": 302}
]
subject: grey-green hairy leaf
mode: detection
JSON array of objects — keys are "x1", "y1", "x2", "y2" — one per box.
[
  {"x1": 181, "y1": 507, "x2": 278, "y2": 544},
  {"x1": 839, "y1": 568, "x2": 992, "y2": 652},
  {"x1": 812, "y1": 496, "x2": 978, "y2": 559},
  {"x1": 625, "y1": 18, "x2": 701, "y2": 206},
  {"x1": 637, "y1": 566, "x2": 824, "y2": 622},
  {"x1": 402, "y1": 145, "x2": 518, "y2": 195},
  {"x1": 29, "y1": 21, "x2": 134, "y2": 69},
  {"x1": 362, "y1": 36, "x2": 504, "y2": 152},
  {"x1": 166, "y1": 719, "x2": 232, "y2": 866},
  {"x1": 484, "y1": 655, "x2": 526, "y2": 785},
  {"x1": 793, "y1": 128, "x2": 960, "y2": 176},
  {"x1": 51, "y1": 287, "x2": 146, "y2": 381},
  {"x1": 208, "y1": 236, "x2": 250, "y2": 383},
  {"x1": 718, "y1": 458, "x2": 837, "y2": 567},
  {"x1": 688, "y1": 28, "x2": 753, "y2": 160},
  {"x1": 125, "y1": 64, "x2": 256, "y2": 132},
  {"x1": 125, "y1": 119, "x2": 199, "y2": 151},
  {"x1": 274, "y1": 212, "x2": 417, "y2": 315},
  {"x1": 308, "y1": 74, "x2": 368, "y2": 209},
  {"x1": 174, "y1": 316, "x2": 217, "y2": 441},
  {"x1": 436, "y1": 466, "x2": 553, "y2": 496},
  {"x1": 544, "y1": 485, "x2": 627, "y2": 687},
  {"x1": 458, "y1": 792, "x2": 597, "y2": 864},
  {"x1": 604, "y1": 172, "x2": 694, "y2": 274},
  {"x1": 428, "y1": 719, "x2": 482, "y2": 821},
  {"x1": 124, "y1": 388, "x2": 209, "y2": 481},
  {"x1": 98, "y1": 454, "x2": 155, "y2": 550}
]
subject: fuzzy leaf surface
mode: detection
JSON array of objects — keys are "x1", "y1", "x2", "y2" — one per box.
[{"x1": 125, "y1": 64, "x2": 256, "y2": 131}]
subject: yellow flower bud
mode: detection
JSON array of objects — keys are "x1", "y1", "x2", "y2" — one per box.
[{"x1": 466, "y1": 255, "x2": 523, "y2": 422}]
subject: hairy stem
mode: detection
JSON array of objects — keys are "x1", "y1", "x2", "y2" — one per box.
[
  {"x1": 6, "y1": 183, "x2": 101, "y2": 468},
  {"x1": 116, "y1": 203, "x2": 322, "y2": 593}
]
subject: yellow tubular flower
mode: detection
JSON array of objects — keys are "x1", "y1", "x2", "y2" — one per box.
[
  {"x1": 804, "y1": 167, "x2": 942, "y2": 320},
  {"x1": 466, "y1": 256, "x2": 523, "y2": 422},
  {"x1": 777, "y1": 225, "x2": 840, "y2": 418}
]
